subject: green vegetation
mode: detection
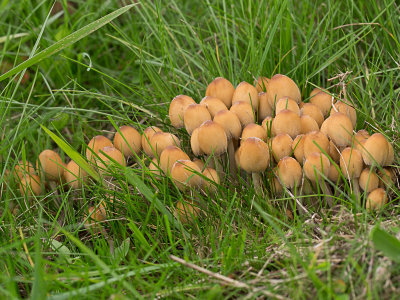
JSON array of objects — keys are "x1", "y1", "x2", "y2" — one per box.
[{"x1": 1, "y1": 0, "x2": 399, "y2": 298}]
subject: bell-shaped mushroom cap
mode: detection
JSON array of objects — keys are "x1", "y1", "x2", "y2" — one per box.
[
  {"x1": 202, "y1": 167, "x2": 219, "y2": 192},
  {"x1": 183, "y1": 104, "x2": 212, "y2": 135},
  {"x1": 159, "y1": 146, "x2": 190, "y2": 174},
  {"x1": 198, "y1": 121, "x2": 228, "y2": 156},
  {"x1": 385, "y1": 141, "x2": 394, "y2": 166},
  {"x1": 272, "y1": 109, "x2": 301, "y2": 139},
  {"x1": 303, "y1": 152, "x2": 330, "y2": 181},
  {"x1": 339, "y1": 147, "x2": 363, "y2": 179},
  {"x1": 148, "y1": 132, "x2": 180, "y2": 158},
  {"x1": 174, "y1": 200, "x2": 201, "y2": 224},
  {"x1": 300, "y1": 115, "x2": 319, "y2": 134},
  {"x1": 113, "y1": 125, "x2": 142, "y2": 158},
  {"x1": 366, "y1": 188, "x2": 387, "y2": 211},
  {"x1": 378, "y1": 168, "x2": 395, "y2": 188},
  {"x1": 97, "y1": 147, "x2": 126, "y2": 174},
  {"x1": 331, "y1": 101, "x2": 357, "y2": 128},
  {"x1": 361, "y1": 133, "x2": 389, "y2": 166},
  {"x1": 142, "y1": 126, "x2": 163, "y2": 157},
  {"x1": 200, "y1": 96, "x2": 228, "y2": 118},
  {"x1": 193, "y1": 158, "x2": 205, "y2": 170},
  {"x1": 205, "y1": 77, "x2": 235, "y2": 108},
  {"x1": 300, "y1": 103, "x2": 324, "y2": 127},
  {"x1": 272, "y1": 177, "x2": 283, "y2": 196},
  {"x1": 232, "y1": 81, "x2": 259, "y2": 110},
  {"x1": 261, "y1": 116, "x2": 274, "y2": 136},
  {"x1": 328, "y1": 140, "x2": 340, "y2": 163},
  {"x1": 328, "y1": 163, "x2": 340, "y2": 183},
  {"x1": 190, "y1": 128, "x2": 202, "y2": 156},
  {"x1": 241, "y1": 123, "x2": 267, "y2": 143},
  {"x1": 37, "y1": 149, "x2": 65, "y2": 181},
  {"x1": 303, "y1": 131, "x2": 330, "y2": 158},
  {"x1": 171, "y1": 160, "x2": 202, "y2": 191},
  {"x1": 275, "y1": 97, "x2": 300, "y2": 116},
  {"x1": 359, "y1": 168, "x2": 379, "y2": 193},
  {"x1": 213, "y1": 110, "x2": 242, "y2": 140},
  {"x1": 310, "y1": 87, "x2": 325, "y2": 98},
  {"x1": 258, "y1": 92, "x2": 273, "y2": 121},
  {"x1": 292, "y1": 134, "x2": 305, "y2": 164},
  {"x1": 277, "y1": 156, "x2": 302, "y2": 189},
  {"x1": 327, "y1": 112, "x2": 354, "y2": 147},
  {"x1": 148, "y1": 158, "x2": 161, "y2": 175},
  {"x1": 19, "y1": 174, "x2": 42, "y2": 197},
  {"x1": 65, "y1": 160, "x2": 88, "y2": 189},
  {"x1": 237, "y1": 137, "x2": 270, "y2": 173},
  {"x1": 169, "y1": 95, "x2": 196, "y2": 128},
  {"x1": 87, "y1": 136, "x2": 113, "y2": 162},
  {"x1": 254, "y1": 76, "x2": 270, "y2": 93},
  {"x1": 309, "y1": 91, "x2": 333, "y2": 117},
  {"x1": 84, "y1": 204, "x2": 107, "y2": 230},
  {"x1": 230, "y1": 101, "x2": 255, "y2": 127},
  {"x1": 14, "y1": 160, "x2": 36, "y2": 180},
  {"x1": 320, "y1": 117, "x2": 330, "y2": 136},
  {"x1": 272, "y1": 134, "x2": 293, "y2": 162},
  {"x1": 266, "y1": 74, "x2": 301, "y2": 106},
  {"x1": 354, "y1": 130, "x2": 369, "y2": 151}
]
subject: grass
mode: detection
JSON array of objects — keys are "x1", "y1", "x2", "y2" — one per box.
[{"x1": 1, "y1": 0, "x2": 400, "y2": 298}]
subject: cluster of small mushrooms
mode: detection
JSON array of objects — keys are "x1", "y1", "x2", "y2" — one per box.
[{"x1": 2, "y1": 74, "x2": 397, "y2": 227}]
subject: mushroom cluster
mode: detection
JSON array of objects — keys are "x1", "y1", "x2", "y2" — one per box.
[{"x1": 2, "y1": 74, "x2": 398, "y2": 226}]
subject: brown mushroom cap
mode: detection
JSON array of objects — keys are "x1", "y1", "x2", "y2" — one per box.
[
  {"x1": 232, "y1": 81, "x2": 259, "y2": 110},
  {"x1": 385, "y1": 141, "x2": 394, "y2": 166},
  {"x1": 230, "y1": 101, "x2": 255, "y2": 127},
  {"x1": 193, "y1": 158, "x2": 205, "y2": 171},
  {"x1": 258, "y1": 92, "x2": 273, "y2": 121},
  {"x1": 277, "y1": 156, "x2": 302, "y2": 189},
  {"x1": 19, "y1": 174, "x2": 42, "y2": 197},
  {"x1": 159, "y1": 146, "x2": 190, "y2": 174},
  {"x1": 202, "y1": 167, "x2": 219, "y2": 192},
  {"x1": 300, "y1": 115, "x2": 319, "y2": 134},
  {"x1": 303, "y1": 131, "x2": 330, "y2": 159},
  {"x1": 272, "y1": 134, "x2": 293, "y2": 162},
  {"x1": 113, "y1": 125, "x2": 142, "y2": 158},
  {"x1": 272, "y1": 109, "x2": 301, "y2": 139},
  {"x1": 142, "y1": 126, "x2": 163, "y2": 157},
  {"x1": 378, "y1": 168, "x2": 395, "y2": 188},
  {"x1": 97, "y1": 146, "x2": 126, "y2": 173},
  {"x1": 14, "y1": 160, "x2": 36, "y2": 180},
  {"x1": 359, "y1": 168, "x2": 379, "y2": 193},
  {"x1": 328, "y1": 140, "x2": 340, "y2": 163},
  {"x1": 309, "y1": 91, "x2": 333, "y2": 117},
  {"x1": 339, "y1": 147, "x2": 363, "y2": 179},
  {"x1": 303, "y1": 152, "x2": 330, "y2": 181},
  {"x1": 169, "y1": 95, "x2": 196, "y2": 128},
  {"x1": 148, "y1": 132, "x2": 181, "y2": 158},
  {"x1": 272, "y1": 177, "x2": 283, "y2": 196},
  {"x1": 353, "y1": 130, "x2": 368, "y2": 152},
  {"x1": 198, "y1": 121, "x2": 228, "y2": 156},
  {"x1": 361, "y1": 133, "x2": 389, "y2": 166},
  {"x1": 84, "y1": 204, "x2": 107, "y2": 231},
  {"x1": 190, "y1": 128, "x2": 202, "y2": 157},
  {"x1": 310, "y1": 87, "x2": 325, "y2": 98},
  {"x1": 87, "y1": 136, "x2": 113, "y2": 162},
  {"x1": 237, "y1": 137, "x2": 270, "y2": 173},
  {"x1": 275, "y1": 97, "x2": 300, "y2": 116},
  {"x1": 200, "y1": 96, "x2": 228, "y2": 118},
  {"x1": 266, "y1": 74, "x2": 301, "y2": 106},
  {"x1": 331, "y1": 101, "x2": 357, "y2": 128},
  {"x1": 148, "y1": 158, "x2": 161, "y2": 175},
  {"x1": 366, "y1": 188, "x2": 387, "y2": 211},
  {"x1": 171, "y1": 160, "x2": 202, "y2": 191},
  {"x1": 213, "y1": 110, "x2": 242, "y2": 140},
  {"x1": 328, "y1": 163, "x2": 340, "y2": 183},
  {"x1": 261, "y1": 116, "x2": 274, "y2": 136},
  {"x1": 174, "y1": 200, "x2": 201, "y2": 224},
  {"x1": 254, "y1": 76, "x2": 270, "y2": 93},
  {"x1": 65, "y1": 160, "x2": 88, "y2": 189},
  {"x1": 241, "y1": 123, "x2": 267, "y2": 143},
  {"x1": 205, "y1": 77, "x2": 235, "y2": 108},
  {"x1": 327, "y1": 112, "x2": 354, "y2": 147},
  {"x1": 300, "y1": 103, "x2": 324, "y2": 127},
  {"x1": 320, "y1": 117, "x2": 330, "y2": 136},
  {"x1": 183, "y1": 104, "x2": 212, "y2": 135},
  {"x1": 37, "y1": 149, "x2": 65, "y2": 181},
  {"x1": 292, "y1": 135, "x2": 305, "y2": 164}
]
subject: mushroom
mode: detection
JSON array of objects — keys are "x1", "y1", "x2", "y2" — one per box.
[
  {"x1": 360, "y1": 133, "x2": 389, "y2": 167},
  {"x1": 254, "y1": 76, "x2": 269, "y2": 92},
  {"x1": 265, "y1": 74, "x2": 301, "y2": 107},
  {"x1": 86, "y1": 136, "x2": 113, "y2": 162},
  {"x1": 19, "y1": 174, "x2": 42, "y2": 198},
  {"x1": 378, "y1": 168, "x2": 395, "y2": 189},
  {"x1": 309, "y1": 91, "x2": 333, "y2": 117},
  {"x1": 148, "y1": 132, "x2": 181, "y2": 158},
  {"x1": 359, "y1": 168, "x2": 379, "y2": 193},
  {"x1": 292, "y1": 134, "x2": 305, "y2": 165},
  {"x1": 272, "y1": 134, "x2": 293, "y2": 162},
  {"x1": 327, "y1": 112, "x2": 354, "y2": 149},
  {"x1": 261, "y1": 116, "x2": 274, "y2": 137},
  {"x1": 37, "y1": 149, "x2": 65, "y2": 190},
  {"x1": 183, "y1": 104, "x2": 212, "y2": 135},
  {"x1": 230, "y1": 101, "x2": 255, "y2": 127},
  {"x1": 205, "y1": 77, "x2": 235, "y2": 108},
  {"x1": 202, "y1": 167, "x2": 220, "y2": 193},
  {"x1": 170, "y1": 160, "x2": 203, "y2": 191},
  {"x1": 328, "y1": 163, "x2": 340, "y2": 184},
  {"x1": 258, "y1": 92, "x2": 274, "y2": 121},
  {"x1": 310, "y1": 87, "x2": 326, "y2": 98},
  {"x1": 148, "y1": 157, "x2": 161, "y2": 176},
  {"x1": 339, "y1": 147, "x2": 363, "y2": 198},
  {"x1": 65, "y1": 160, "x2": 88, "y2": 190},
  {"x1": 142, "y1": 126, "x2": 163, "y2": 157},
  {"x1": 14, "y1": 160, "x2": 36, "y2": 179},
  {"x1": 96, "y1": 146, "x2": 126, "y2": 176},
  {"x1": 232, "y1": 81, "x2": 259, "y2": 111},
  {"x1": 169, "y1": 95, "x2": 196, "y2": 128},
  {"x1": 159, "y1": 146, "x2": 190, "y2": 174},
  {"x1": 193, "y1": 158, "x2": 205, "y2": 171},
  {"x1": 366, "y1": 188, "x2": 387, "y2": 212},
  {"x1": 328, "y1": 140, "x2": 340, "y2": 163},
  {"x1": 275, "y1": 97, "x2": 300, "y2": 116},
  {"x1": 300, "y1": 115, "x2": 319, "y2": 134},
  {"x1": 300, "y1": 103, "x2": 324, "y2": 128},
  {"x1": 272, "y1": 109, "x2": 301, "y2": 139},
  {"x1": 331, "y1": 101, "x2": 357, "y2": 128},
  {"x1": 241, "y1": 123, "x2": 267, "y2": 144},
  {"x1": 237, "y1": 137, "x2": 270, "y2": 195},
  {"x1": 276, "y1": 156, "x2": 302, "y2": 193},
  {"x1": 113, "y1": 125, "x2": 142, "y2": 159},
  {"x1": 303, "y1": 131, "x2": 330, "y2": 159},
  {"x1": 200, "y1": 96, "x2": 228, "y2": 118},
  {"x1": 174, "y1": 199, "x2": 201, "y2": 224},
  {"x1": 84, "y1": 204, "x2": 107, "y2": 233}
]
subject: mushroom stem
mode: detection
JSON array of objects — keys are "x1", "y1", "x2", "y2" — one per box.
[
  {"x1": 227, "y1": 139, "x2": 237, "y2": 176},
  {"x1": 252, "y1": 172, "x2": 263, "y2": 195},
  {"x1": 213, "y1": 156, "x2": 224, "y2": 179}
]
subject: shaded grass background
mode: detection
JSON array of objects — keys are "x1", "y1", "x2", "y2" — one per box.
[{"x1": 0, "y1": 0, "x2": 400, "y2": 298}]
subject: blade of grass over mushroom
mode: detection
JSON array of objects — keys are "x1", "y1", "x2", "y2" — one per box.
[
  {"x1": 40, "y1": 124, "x2": 100, "y2": 182},
  {"x1": 0, "y1": 4, "x2": 136, "y2": 82}
]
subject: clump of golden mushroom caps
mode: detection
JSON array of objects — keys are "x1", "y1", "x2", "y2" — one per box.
[{"x1": 37, "y1": 149, "x2": 65, "y2": 192}]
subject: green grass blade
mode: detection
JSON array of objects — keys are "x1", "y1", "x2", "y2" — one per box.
[{"x1": 371, "y1": 226, "x2": 400, "y2": 262}]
